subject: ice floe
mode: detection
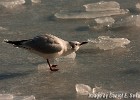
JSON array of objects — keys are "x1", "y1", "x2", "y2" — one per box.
[
  {"x1": 76, "y1": 84, "x2": 130, "y2": 99},
  {"x1": 55, "y1": 9, "x2": 128, "y2": 19},
  {"x1": 89, "y1": 15, "x2": 140, "y2": 30},
  {"x1": 87, "y1": 36, "x2": 130, "y2": 50},
  {"x1": 0, "y1": 94, "x2": 13, "y2": 100},
  {"x1": 136, "y1": 3, "x2": 140, "y2": 10},
  {"x1": 31, "y1": 0, "x2": 41, "y2": 4},
  {"x1": 55, "y1": 1, "x2": 128, "y2": 19},
  {"x1": 89, "y1": 17, "x2": 115, "y2": 30},
  {"x1": 112, "y1": 15, "x2": 140, "y2": 28},
  {"x1": 55, "y1": 52, "x2": 76, "y2": 61},
  {"x1": 0, "y1": 26, "x2": 8, "y2": 31},
  {"x1": 0, "y1": 94, "x2": 35, "y2": 100},
  {"x1": 0, "y1": 0, "x2": 41, "y2": 9},
  {"x1": 83, "y1": 1, "x2": 120, "y2": 12},
  {"x1": 0, "y1": 0, "x2": 25, "y2": 8},
  {"x1": 76, "y1": 84, "x2": 109, "y2": 96},
  {"x1": 75, "y1": 84, "x2": 92, "y2": 95}
]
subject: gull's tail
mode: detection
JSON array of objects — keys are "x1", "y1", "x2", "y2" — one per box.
[{"x1": 4, "y1": 39, "x2": 27, "y2": 47}]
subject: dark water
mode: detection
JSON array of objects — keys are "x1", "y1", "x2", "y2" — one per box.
[{"x1": 0, "y1": 0, "x2": 140, "y2": 100}]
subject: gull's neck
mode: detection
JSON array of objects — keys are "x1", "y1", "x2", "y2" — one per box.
[{"x1": 61, "y1": 41, "x2": 75, "y2": 56}]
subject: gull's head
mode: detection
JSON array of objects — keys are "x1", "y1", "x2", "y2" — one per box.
[{"x1": 69, "y1": 41, "x2": 88, "y2": 51}]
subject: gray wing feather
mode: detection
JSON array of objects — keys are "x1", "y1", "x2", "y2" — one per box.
[{"x1": 22, "y1": 34, "x2": 62, "y2": 54}]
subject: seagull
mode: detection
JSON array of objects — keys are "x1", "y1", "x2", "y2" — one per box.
[{"x1": 4, "y1": 34, "x2": 88, "y2": 71}]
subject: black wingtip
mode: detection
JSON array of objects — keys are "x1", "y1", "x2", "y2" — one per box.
[
  {"x1": 3, "y1": 39, "x2": 22, "y2": 46},
  {"x1": 3, "y1": 39, "x2": 14, "y2": 44}
]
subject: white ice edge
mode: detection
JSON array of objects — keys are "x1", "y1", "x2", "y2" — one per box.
[
  {"x1": 83, "y1": 1, "x2": 120, "y2": 12},
  {"x1": 55, "y1": 9, "x2": 129, "y2": 19},
  {"x1": 0, "y1": 94, "x2": 36, "y2": 100},
  {"x1": 86, "y1": 36, "x2": 130, "y2": 50}
]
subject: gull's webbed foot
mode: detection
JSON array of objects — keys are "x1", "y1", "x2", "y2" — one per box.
[
  {"x1": 47, "y1": 59, "x2": 59, "y2": 71},
  {"x1": 50, "y1": 66, "x2": 59, "y2": 71},
  {"x1": 51, "y1": 65, "x2": 58, "y2": 67}
]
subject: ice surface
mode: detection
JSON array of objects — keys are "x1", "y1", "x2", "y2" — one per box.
[
  {"x1": 87, "y1": 36, "x2": 130, "y2": 50},
  {"x1": 0, "y1": 0, "x2": 40, "y2": 8},
  {"x1": 89, "y1": 17, "x2": 115, "y2": 30},
  {"x1": 17, "y1": 95, "x2": 35, "y2": 100},
  {"x1": 31, "y1": 0, "x2": 41, "y2": 4},
  {"x1": 38, "y1": 52, "x2": 76, "y2": 72},
  {"x1": 0, "y1": 26, "x2": 8, "y2": 31},
  {"x1": 75, "y1": 84, "x2": 129, "y2": 99},
  {"x1": 55, "y1": 1, "x2": 129, "y2": 19},
  {"x1": 0, "y1": 94, "x2": 13, "y2": 100},
  {"x1": 75, "y1": 84, "x2": 92, "y2": 95},
  {"x1": 0, "y1": 94, "x2": 35, "y2": 100},
  {"x1": 38, "y1": 64, "x2": 49, "y2": 72},
  {"x1": 136, "y1": 3, "x2": 140, "y2": 10},
  {"x1": 55, "y1": 52, "x2": 76, "y2": 61},
  {"x1": 83, "y1": 1, "x2": 120, "y2": 12},
  {"x1": 76, "y1": 84, "x2": 109, "y2": 96},
  {"x1": 95, "y1": 17, "x2": 115, "y2": 25},
  {"x1": 112, "y1": 15, "x2": 140, "y2": 28},
  {"x1": 55, "y1": 9, "x2": 128, "y2": 19},
  {"x1": 0, "y1": 0, "x2": 25, "y2": 8}
]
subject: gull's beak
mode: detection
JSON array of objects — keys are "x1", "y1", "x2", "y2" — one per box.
[{"x1": 80, "y1": 41, "x2": 88, "y2": 46}]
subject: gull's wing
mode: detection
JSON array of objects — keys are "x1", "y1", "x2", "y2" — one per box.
[{"x1": 22, "y1": 34, "x2": 63, "y2": 54}]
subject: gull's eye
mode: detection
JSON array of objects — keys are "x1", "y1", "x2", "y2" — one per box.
[{"x1": 75, "y1": 43, "x2": 78, "y2": 46}]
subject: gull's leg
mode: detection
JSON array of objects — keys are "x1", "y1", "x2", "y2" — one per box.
[{"x1": 47, "y1": 59, "x2": 59, "y2": 71}]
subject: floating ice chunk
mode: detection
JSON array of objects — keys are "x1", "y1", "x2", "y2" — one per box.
[
  {"x1": 112, "y1": 15, "x2": 140, "y2": 28},
  {"x1": 24, "y1": 0, "x2": 41, "y2": 5},
  {"x1": 76, "y1": 84, "x2": 129, "y2": 99},
  {"x1": 136, "y1": 3, "x2": 140, "y2": 10},
  {"x1": 0, "y1": 26, "x2": 8, "y2": 31},
  {"x1": 55, "y1": 1, "x2": 129, "y2": 19},
  {"x1": 0, "y1": 94, "x2": 13, "y2": 100},
  {"x1": 0, "y1": 94, "x2": 36, "y2": 100},
  {"x1": 89, "y1": 17, "x2": 115, "y2": 30},
  {"x1": 84, "y1": 1, "x2": 120, "y2": 12},
  {"x1": 75, "y1": 84, "x2": 109, "y2": 97},
  {"x1": 75, "y1": 84, "x2": 92, "y2": 95},
  {"x1": 55, "y1": 9, "x2": 128, "y2": 19},
  {"x1": 88, "y1": 36, "x2": 130, "y2": 50},
  {"x1": 0, "y1": 0, "x2": 25, "y2": 8},
  {"x1": 55, "y1": 52, "x2": 76, "y2": 61},
  {"x1": 14, "y1": 95, "x2": 36, "y2": 100},
  {"x1": 95, "y1": 17, "x2": 115, "y2": 25},
  {"x1": 30, "y1": 0, "x2": 41, "y2": 4}
]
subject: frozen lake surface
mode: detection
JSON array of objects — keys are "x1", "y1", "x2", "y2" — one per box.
[{"x1": 0, "y1": 0, "x2": 140, "y2": 100}]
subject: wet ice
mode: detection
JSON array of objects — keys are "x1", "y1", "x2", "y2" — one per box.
[
  {"x1": 55, "y1": 10, "x2": 128, "y2": 19},
  {"x1": 76, "y1": 84, "x2": 109, "y2": 96},
  {"x1": 0, "y1": 94, "x2": 35, "y2": 100},
  {"x1": 75, "y1": 84, "x2": 129, "y2": 99},
  {"x1": 0, "y1": 0, "x2": 41, "y2": 8},
  {"x1": 87, "y1": 36, "x2": 130, "y2": 50},
  {"x1": 89, "y1": 17, "x2": 115, "y2": 30},
  {"x1": 31, "y1": 0, "x2": 41, "y2": 4},
  {"x1": 75, "y1": 84, "x2": 92, "y2": 95},
  {"x1": 136, "y1": 3, "x2": 140, "y2": 10},
  {"x1": 0, "y1": 0, "x2": 25, "y2": 8},
  {"x1": 0, "y1": 94, "x2": 13, "y2": 100},
  {"x1": 112, "y1": 15, "x2": 140, "y2": 28},
  {"x1": 55, "y1": 52, "x2": 76, "y2": 61},
  {"x1": 55, "y1": 1, "x2": 128, "y2": 19},
  {"x1": 83, "y1": 1, "x2": 120, "y2": 12}
]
